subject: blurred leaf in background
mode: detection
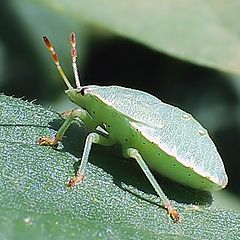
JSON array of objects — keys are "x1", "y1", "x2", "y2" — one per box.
[{"x1": 0, "y1": 0, "x2": 240, "y2": 239}]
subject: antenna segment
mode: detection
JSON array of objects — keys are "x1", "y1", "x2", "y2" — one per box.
[
  {"x1": 70, "y1": 32, "x2": 81, "y2": 89},
  {"x1": 43, "y1": 34, "x2": 82, "y2": 90}
]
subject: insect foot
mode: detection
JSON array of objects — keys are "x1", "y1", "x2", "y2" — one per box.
[
  {"x1": 67, "y1": 170, "x2": 85, "y2": 188},
  {"x1": 61, "y1": 110, "x2": 73, "y2": 118},
  {"x1": 165, "y1": 202, "x2": 181, "y2": 223},
  {"x1": 38, "y1": 136, "x2": 60, "y2": 146}
]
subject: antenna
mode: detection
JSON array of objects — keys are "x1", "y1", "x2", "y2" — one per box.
[
  {"x1": 43, "y1": 35, "x2": 73, "y2": 89},
  {"x1": 70, "y1": 32, "x2": 81, "y2": 89}
]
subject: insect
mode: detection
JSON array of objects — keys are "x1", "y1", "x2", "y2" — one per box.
[{"x1": 38, "y1": 32, "x2": 228, "y2": 222}]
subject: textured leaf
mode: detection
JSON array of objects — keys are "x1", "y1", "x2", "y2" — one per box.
[{"x1": 0, "y1": 95, "x2": 240, "y2": 239}]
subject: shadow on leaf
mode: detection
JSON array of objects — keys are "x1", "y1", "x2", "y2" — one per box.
[{"x1": 47, "y1": 118, "x2": 213, "y2": 208}]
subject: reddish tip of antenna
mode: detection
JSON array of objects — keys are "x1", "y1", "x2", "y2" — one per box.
[
  {"x1": 70, "y1": 32, "x2": 76, "y2": 46},
  {"x1": 70, "y1": 32, "x2": 77, "y2": 58},
  {"x1": 43, "y1": 36, "x2": 59, "y2": 65},
  {"x1": 43, "y1": 36, "x2": 53, "y2": 50}
]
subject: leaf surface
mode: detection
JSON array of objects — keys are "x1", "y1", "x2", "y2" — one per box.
[{"x1": 0, "y1": 95, "x2": 239, "y2": 239}]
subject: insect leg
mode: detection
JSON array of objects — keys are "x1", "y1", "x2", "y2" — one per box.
[
  {"x1": 126, "y1": 147, "x2": 180, "y2": 222},
  {"x1": 67, "y1": 132, "x2": 117, "y2": 188},
  {"x1": 38, "y1": 108, "x2": 94, "y2": 146}
]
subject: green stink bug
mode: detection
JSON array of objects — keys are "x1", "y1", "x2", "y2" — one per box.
[{"x1": 39, "y1": 32, "x2": 228, "y2": 222}]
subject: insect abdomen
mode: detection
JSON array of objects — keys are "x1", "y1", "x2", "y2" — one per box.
[{"x1": 90, "y1": 85, "x2": 228, "y2": 191}]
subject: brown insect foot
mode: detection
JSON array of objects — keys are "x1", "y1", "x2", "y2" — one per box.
[
  {"x1": 67, "y1": 171, "x2": 85, "y2": 188},
  {"x1": 165, "y1": 203, "x2": 181, "y2": 223},
  {"x1": 61, "y1": 110, "x2": 72, "y2": 118},
  {"x1": 38, "y1": 136, "x2": 59, "y2": 146}
]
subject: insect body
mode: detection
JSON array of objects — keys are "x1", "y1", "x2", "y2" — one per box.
[{"x1": 39, "y1": 33, "x2": 228, "y2": 222}]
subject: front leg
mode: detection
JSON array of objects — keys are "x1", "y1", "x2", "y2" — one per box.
[{"x1": 38, "y1": 108, "x2": 95, "y2": 146}]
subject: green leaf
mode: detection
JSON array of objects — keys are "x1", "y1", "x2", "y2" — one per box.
[
  {"x1": 0, "y1": 94, "x2": 240, "y2": 240},
  {"x1": 26, "y1": 0, "x2": 240, "y2": 74}
]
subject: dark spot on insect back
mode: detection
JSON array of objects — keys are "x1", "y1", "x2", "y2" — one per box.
[
  {"x1": 173, "y1": 164, "x2": 176, "y2": 167},
  {"x1": 93, "y1": 111, "x2": 96, "y2": 114},
  {"x1": 181, "y1": 113, "x2": 192, "y2": 120},
  {"x1": 143, "y1": 142, "x2": 146, "y2": 145},
  {"x1": 188, "y1": 174, "x2": 191, "y2": 177},
  {"x1": 198, "y1": 129, "x2": 208, "y2": 136},
  {"x1": 125, "y1": 139, "x2": 128, "y2": 142}
]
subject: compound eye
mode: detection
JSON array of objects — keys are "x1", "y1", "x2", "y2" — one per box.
[
  {"x1": 78, "y1": 87, "x2": 88, "y2": 96},
  {"x1": 80, "y1": 88, "x2": 85, "y2": 96}
]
